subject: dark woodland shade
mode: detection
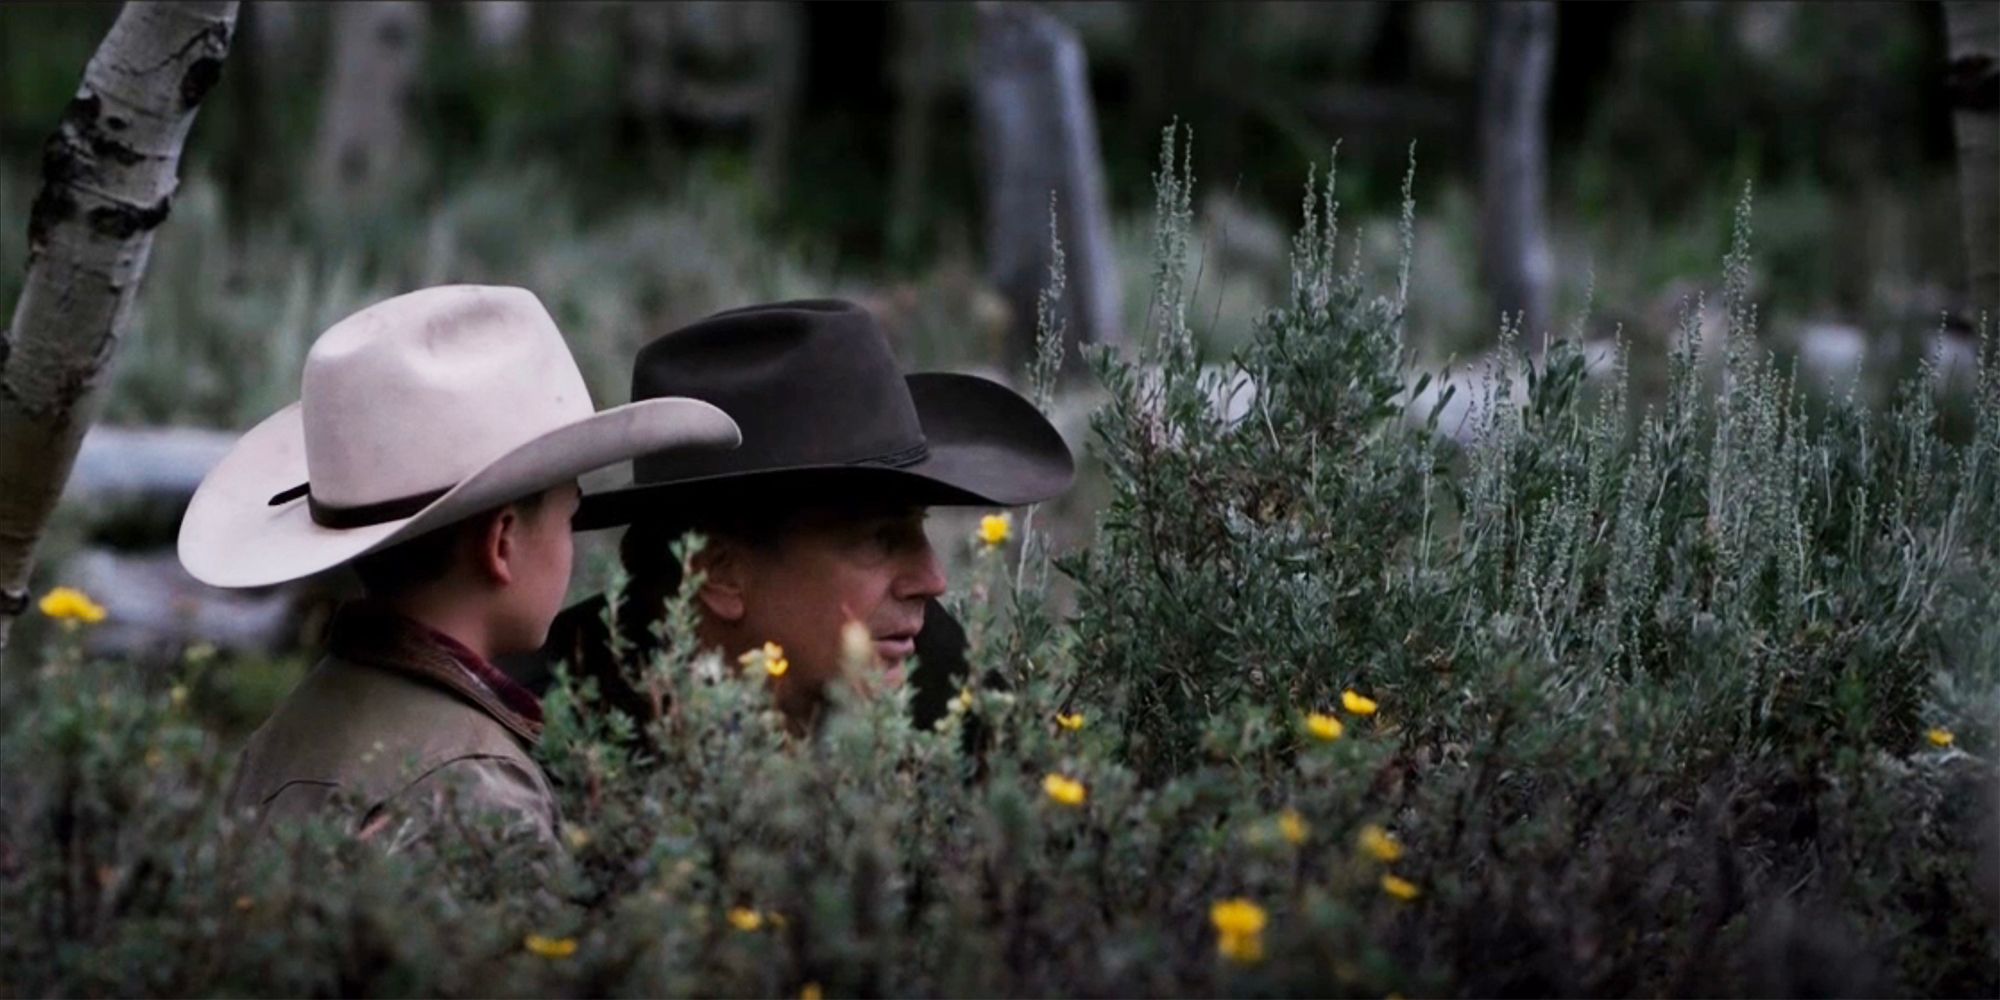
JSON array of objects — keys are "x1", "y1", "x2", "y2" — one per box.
[{"x1": 573, "y1": 299, "x2": 1074, "y2": 530}]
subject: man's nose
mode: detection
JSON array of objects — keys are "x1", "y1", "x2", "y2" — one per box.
[{"x1": 894, "y1": 538, "x2": 948, "y2": 601}]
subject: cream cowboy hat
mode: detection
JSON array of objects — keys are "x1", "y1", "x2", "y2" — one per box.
[{"x1": 177, "y1": 285, "x2": 741, "y2": 589}]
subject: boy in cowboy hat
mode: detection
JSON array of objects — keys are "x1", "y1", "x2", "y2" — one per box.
[
  {"x1": 515, "y1": 299, "x2": 1073, "y2": 729},
  {"x1": 178, "y1": 285, "x2": 739, "y2": 843}
]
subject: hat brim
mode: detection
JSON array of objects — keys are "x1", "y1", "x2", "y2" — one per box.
[
  {"x1": 178, "y1": 397, "x2": 740, "y2": 589},
  {"x1": 572, "y1": 373, "x2": 1074, "y2": 531}
]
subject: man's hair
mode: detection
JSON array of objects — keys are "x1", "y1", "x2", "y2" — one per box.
[
  {"x1": 351, "y1": 488, "x2": 551, "y2": 598},
  {"x1": 617, "y1": 491, "x2": 790, "y2": 597}
]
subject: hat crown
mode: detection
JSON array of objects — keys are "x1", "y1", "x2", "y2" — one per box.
[
  {"x1": 629, "y1": 300, "x2": 925, "y2": 483},
  {"x1": 301, "y1": 286, "x2": 594, "y2": 507}
]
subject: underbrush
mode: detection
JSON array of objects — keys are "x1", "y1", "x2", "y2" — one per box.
[{"x1": 1, "y1": 133, "x2": 1994, "y2": 997}]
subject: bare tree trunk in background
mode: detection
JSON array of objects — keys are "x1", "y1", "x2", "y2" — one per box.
[
  {"x1": 469, "y1": 0, "x2": 531, "y2": 64},
  {"x1": 974, "y1": 2, "x2": 1122, "y2": 374},
  {"x1": 310, "y1": 0, "x2": 425, "y2": 215},
  {"x1": 751, "y1": 3, "x2": 804, "y2": 204},
  {"x1": 1944, "y1": 1, "x2": 1998, "y2": 326},
  {"x1": 1478, "y1": 1, "x2": 1557, "y2": 339},
  {"x1": 0, "y1": 1, "x2": 239, "y2": 654},
  {"x1": 889, "y1": 3, "x2": 951, "y2": 262}
]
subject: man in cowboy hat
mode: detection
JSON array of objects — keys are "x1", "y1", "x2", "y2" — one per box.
[
  {"x1": 516, "y1": 299, "x2": 1073, "y2": 728},
  {"x1": 178, "y1": 285, "x2": 739, "y2": 842}
]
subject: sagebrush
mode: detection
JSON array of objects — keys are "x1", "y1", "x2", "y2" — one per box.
[{"x1": 2, "y1": 131, "x2": 1995, "y2": 997}]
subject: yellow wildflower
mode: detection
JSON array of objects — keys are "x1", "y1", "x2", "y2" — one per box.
[
  {"x1": 1304, "y1": 711, "x2": 1344, "y2": 742},
  {"x1": 800, "y1": 983, "x2": 825, "y2": 1000},
  {"x1": 38, "y1": 586, "x2": 106, "y2": 626},
  {"x1": 563, "y1": 824, "x2": 593, "y2": 851},
  {"x1": 1358, "y1": 823, "x2": 1404, "y2": 863},
  {"x1": 1210, "y1": 898, "x2": 1269, "y2": 964},
  {"x1": 1056, "y1": 712, "x2": 1086, "y2": 731},
  {"x1": 1342, "y1": 689, "x2": 1379, "y2": 716},
  {"x1": 977, "y1": 512, "x2": 1013, "y2": 548},
  {"x1": 1927, "y1": 727, "x2": 1955, "y2": 748},
  {"x1": 741, "y1": 641, "x2": 789, "y2": 678},
  {"x1": 1042, "y1": 773, "x2": 1087, "y2": 808},
  {"x1": 524, "y1": 934, "x2": 579, "y2": 959},
  {"x1": 727, "y1": 907, "x2": 764, "y2": 932},
  {"x1": 1380, "y1": 873, "x2": 1421, "y2": 901},
  {"x1": 949, "y1": 687, "x2": 974, "y2": 715},
  {"x1": 1277, "y1": 808, "x2": 1309, "y2": 846}
]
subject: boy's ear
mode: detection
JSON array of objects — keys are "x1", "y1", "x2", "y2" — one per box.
[
  {"x1": 475, "y1": 506, "x2": 520, "y2": 586},
  {"x1": 693, "y1": 539, "x2": 746, "y2": 622}
]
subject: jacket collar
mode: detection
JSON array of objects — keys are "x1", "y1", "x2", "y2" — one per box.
[{"x1": 325, "y1": 601, "x2": 544, "y2": 744}]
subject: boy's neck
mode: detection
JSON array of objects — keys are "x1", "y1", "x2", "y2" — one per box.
[{"x1": 382, "y1": 594, "x2": 499, "y2": 663}]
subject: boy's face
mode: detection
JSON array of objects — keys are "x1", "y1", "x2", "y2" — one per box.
[
  {"x1": 710, "y1": 503, "x2": 947, "y2": 721},
  {"x1": 493, "y1": 482, "x2": 582, "y2": 654}
]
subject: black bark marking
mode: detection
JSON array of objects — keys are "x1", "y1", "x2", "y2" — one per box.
[
  {"x1": 179, "y1": 55, "x2": 224, "y2": 110},
  {"x1": 27, "y1": 189, "x2": 77, "y2": 252},
  {"x1": 88, "y1": 134, "x2": 144, "y2": 167},
  {"x1": 105, "y1": 115, "x2": 129, "y2": 131},
  {"x1": 86, "y1": 196, "x2": 172, "y2": 239}
]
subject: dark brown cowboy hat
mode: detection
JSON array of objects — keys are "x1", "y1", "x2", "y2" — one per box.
[{"x1": 573, "y1": 299, "x2": 1073, "y2": 530}]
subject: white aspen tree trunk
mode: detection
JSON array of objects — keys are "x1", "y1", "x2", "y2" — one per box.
[
  {"x1": 0, "y1": 1, "x2": 241, "y2": 653},
  {"x1": 469, "y1": 0, "x2": 531, "y2": 64},
  {"x1": 1478, "y1": 1, "x2": 1557, "y2": 340},
  {"x1": 1944, "y1": 1, "x2": 1998, "y2": 326},
  {"x1": 974, "y1": 2, "x2": 1123, "y2": 374},
  {"x1": 310, "y1": 0, "x2": 425, "y2": 215}
]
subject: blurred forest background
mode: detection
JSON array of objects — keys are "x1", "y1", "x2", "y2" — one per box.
[{"x1": 0, "y1": 0, "x2": 1990, "y2": 670}]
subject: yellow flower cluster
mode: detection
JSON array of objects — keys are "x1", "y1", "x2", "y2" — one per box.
[
  {"x1": 1380, "y1": 874, "x2": 1421, "y2": 901},
  {"x1": 1357, "y1": 824, "x2": 1403, "y2": 863},
  {"x1": 1341, "y1": 689, "x2": 1378, "y2": 716},
  {"x1": 1042, "y1": 773, "x2": 1087, "y2": 807},
  {"x1": 1210, "y1": 898, "x2": 1268, "y2": 964},
  {"x1": 977, "y1": 512, "x2": 1013, "y2": 548},
  {"x1": 1277, "y1": 808, "x2": 1309, "y2": 846},
  {"x1": 39, "y1": 586, "x2": 106, "y2": 626},
  {"x1": 1927, "y1": 727, "x2": 1955, "y2": 748},
  {"x1": 1304, "y1": 711, "x2": 1344, "y2": 742},
  {"x1": 1354, "y1": 819, "x2": 1420, "y2": 901},
  {"x1": 740, "y1": 641, "x2": 789, "y2": 678},
  {"x1": 1056, "y1": 712, "x2": 1086, "y2": 732},
  {"x1": 727, "y1": 907, "x2": 765, "y2": 932},
  {"x1": 524, "y1": 933, "x2": 578, "y2": 959}
]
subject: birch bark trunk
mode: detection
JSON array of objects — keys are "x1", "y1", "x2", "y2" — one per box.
[
  {"x1": 1477, "y1": 1, "x2": 1557, "y2": 340},
  {"x1": 310, "y1": 0, "x2": 425, "y2": 215},
  {"x1": 974, "y1": 2, "x2": 1122, "y2": 374},
  {"x1": 0, "y1": 1, "x2": 240, "y2": 652},
  {"x1": 1944, "y1": 1, "x2": 1998, "y2": 326}
]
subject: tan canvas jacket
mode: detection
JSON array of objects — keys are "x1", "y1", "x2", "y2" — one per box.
[{"x1": 225, "y1": 604, "x2": 559, "y2": 846}]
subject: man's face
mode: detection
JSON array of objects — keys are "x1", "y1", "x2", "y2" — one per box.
[{"x1": 724, "y1": 503, "x2": 947, "y2": 717}]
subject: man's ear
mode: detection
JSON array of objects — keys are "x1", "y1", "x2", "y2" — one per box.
[
  {"x1": 475, "y1": 506, "x2": 520, "y2": 586},
  {"x1": 693, "y1": 539, "x2": 746, "y2": 622}
]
